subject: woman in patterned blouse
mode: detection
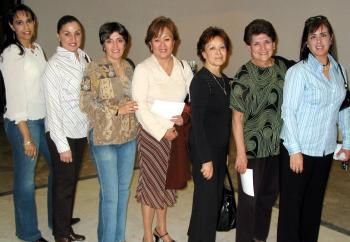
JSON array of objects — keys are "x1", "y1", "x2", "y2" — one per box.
[
  {"x1": 230, "y1": 19, "x2": 290, "y2": 242},
  {"x1": 80, "y1": 22, "x2": 138, "y2": 242}
]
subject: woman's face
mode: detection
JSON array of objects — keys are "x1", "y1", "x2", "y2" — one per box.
[
  {"x1": 149, "y1": 27, "x2": 175, "y2": 60},
  {"x1": 9, "y1": 11, "x2": 35, "y2": 46},
  {"x1": 307, "y1": 25, "x2": 332, "y2": 60},
  {"x1": 57, "y1": 21, "x2": 82, "y2": 53},
  {"x1": 249, "y1": 33, "x2": 275, "y2": 67},
  {"x1": 202, "y1": 36, "x2": 227, "y2": 69},
  {"x1": 104, "y1": 32, "x2": 126, "y2": 62}
]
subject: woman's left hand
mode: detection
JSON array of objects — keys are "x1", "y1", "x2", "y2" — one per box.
[
  {"x1": 118, "y1": 100, "x2": 138, "y2": 115},
  {"x1": 170, "y1": 115, "x2": 183, "y2": 126},
  {"x1": 337, "y1": 148, "x2": 350, "y2": 161}
]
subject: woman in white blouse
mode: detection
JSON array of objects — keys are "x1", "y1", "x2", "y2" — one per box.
[
  {"x1": 0, "y1": 4, "x2": 52, "y2": 242},
  {"x1": 42, "y1": 15, "x2": 89, "y2": 242},
  {"x1": 132, "y1": 16, "x2": 193, "y2": 242}
]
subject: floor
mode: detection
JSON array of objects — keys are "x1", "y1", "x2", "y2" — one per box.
[{"x1": 1, "y1": 122, "x2": 350, "y2": 241}]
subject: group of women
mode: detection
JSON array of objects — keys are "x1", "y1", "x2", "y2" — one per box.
[{"x1": 1, "y1": 3, "x2": 349, "y2": 242}]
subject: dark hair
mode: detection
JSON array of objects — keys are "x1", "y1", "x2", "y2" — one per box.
[
  {"x1": 99, "y1": 22, "x2": 129, "y2": 46},
  {"x1": 0, "y1": 4, "x2": 37, "y2": 56},
  {"x1": 299, "y1": 15, "x2": 336, "y2": 61},
  {"x1": 144, "y1": 16, "x2": 179, "y2": 51},
  {"x1": 57, "y1": 15, "x2": 82, "y2": 33},
  {"x1": 197, "y1": 26, "x2": 231, "y2": 62},
  {"x1": 243, "y1": 19, "x2": 277, "y2": 45}
]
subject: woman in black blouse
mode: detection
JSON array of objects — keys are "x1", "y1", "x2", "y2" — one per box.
[{"x1": 187, "y1": 27, "x2": 232, "y2": 242}]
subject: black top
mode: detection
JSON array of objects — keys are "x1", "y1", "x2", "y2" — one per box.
[{"x1": 189, "y1": 67, "x2": 231, "y2": 164}]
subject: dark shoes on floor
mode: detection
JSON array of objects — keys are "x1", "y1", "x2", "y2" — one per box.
[
  {"x1": 71, "y1": 217, "x2": 81, "y2": 226},
  {"x1": 33, "y1": 237, "x2": 49, "y2": 242},
  {"x1": 54, "y1": 228, "x2": 86, "y2": 242}
]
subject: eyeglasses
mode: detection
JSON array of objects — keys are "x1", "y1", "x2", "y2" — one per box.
[{"x1": 305, "y1": 15, "x2": 328, "y2": 24}]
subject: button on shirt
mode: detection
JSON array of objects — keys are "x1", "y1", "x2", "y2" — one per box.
[
  {"x1": 42, "y1": 47, "x2": 90, "y2": 153},
  {"x1": 281, "y1": 54, "x2": 350, "y2": 156}
]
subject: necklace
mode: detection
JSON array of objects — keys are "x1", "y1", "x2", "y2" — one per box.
[
  {"x1": 322, "y1": 58, "x2": 330, "y2": 67},
  {"x1": 210, "y1": 72, "x2": 227, "y2": 95}
]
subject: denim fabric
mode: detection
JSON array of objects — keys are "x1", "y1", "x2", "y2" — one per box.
[
  {"x1": 4, "y1": 118, "x2": 53, "y2": 241},
  {"x1": 89, "y1": 130, "x2": 136, "y2": 242}
]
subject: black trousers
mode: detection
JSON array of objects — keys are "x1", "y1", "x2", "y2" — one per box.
[
  {"x1": 277, "y1": 144, "x2": 333, "y2": 242},
  {"x1": 46, "y1": 133, "x2": 86, "y2": 237},
  {"x1": 187, "y1": 145, "x2": 227, "y2": 242},
  {"x1": 235, "y1": 156, "x2": 279, "y2": 242}
]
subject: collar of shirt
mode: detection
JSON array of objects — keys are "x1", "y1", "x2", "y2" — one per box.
[
  {"x1": 56, "y1": 46, "x2": 88, "y2": 64},
  {"x1": 307, "y1": 53, "x2": 339, "y2": 73}
]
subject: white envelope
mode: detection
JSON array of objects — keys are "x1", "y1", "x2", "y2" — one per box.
[
  {"x1": 240, "y1": 168, "x2": 254, "y2": 197},
  {"x1": 151, "y1": 100, "x2": 185, "y2": 119},
  {"x1": 333, "y1": 144, "x2": 346, "y2": 161}
]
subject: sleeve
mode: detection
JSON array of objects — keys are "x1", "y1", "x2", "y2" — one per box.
[
  {"x1": 190, "y1": 74, "x2": 212, "y2": 163},
  {"x1": 338, "y1": 66, "x2": 350, "y2": 149},
  {"x1": 132, "y1": 64, "x2": 173, "y2": 141},
  {"x1": 79, "y1": 62, "x2": 118, "y2": 122},
  {"x1": 42, "y1": 61, "x2": 70, "y2": 153},
  {"x1": 281, "y1": 66, "x2": 305, "y2": 154},
  {"x1": 230, "y1": 67, "x2": 248, "y2": 113},
  {"x1": 1, "y1": 46, "x2": 28, "y2": 123}
]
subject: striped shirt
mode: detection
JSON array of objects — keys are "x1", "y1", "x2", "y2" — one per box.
[
  {"x1": 280, "y1": 53, "x2": 350, "y2": 156},
  {"x1": 42, "y1": 46, "x2": 90, "y2": 153}
]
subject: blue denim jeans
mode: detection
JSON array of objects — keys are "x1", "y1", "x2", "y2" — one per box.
[
  {"x1": 89, "y1": 130, "x2": 136, "y2": 242},
  {"x1": 4, "y1": 118, "x2": 53, "y2": 241}
]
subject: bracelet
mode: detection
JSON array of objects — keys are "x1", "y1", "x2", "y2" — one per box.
[{"x1": 23, "y1": 140, "x2": 33, "y2": 146}]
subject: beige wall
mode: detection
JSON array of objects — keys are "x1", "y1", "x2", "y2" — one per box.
[{"x1": 24, "y1": 0, "x2": 350, "y2": 75}]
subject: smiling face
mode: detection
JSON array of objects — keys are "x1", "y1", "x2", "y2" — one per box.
[
  {"x1": 9, "y1": 10, "x2": 35, "y2": 47},
  {"x1": 307, "y1": 24, "x2": 332, "y2": 61},
  {"x1": 149, "y1": 27, "x2": 175, "y2": 60},
  {"x1": 202, "y1": 36, "x2": 227, "y2": 69},
  {"x1": 103, "y1": 32, "x2": 126, "y2": 62},
  {"x1": 249, "y1": 33, "x2": 275, "y2": 67},
  {"x1": 57, "y1": 21, "x2": 82, "y2": 53}
]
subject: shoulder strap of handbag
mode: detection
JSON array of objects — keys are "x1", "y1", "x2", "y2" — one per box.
[
  {"x1": 225, "y1": 165, "x2": 234, "y2": 192},
  {"x1": 338, "y1": 63, "x2": 347, "y2": 89}
]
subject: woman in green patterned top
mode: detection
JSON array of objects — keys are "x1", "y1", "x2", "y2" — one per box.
[{"x1": 230, "y1": 19, "x2": 291, "y2": 242}]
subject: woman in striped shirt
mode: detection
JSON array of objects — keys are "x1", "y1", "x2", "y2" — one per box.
[
  {"x1": 42, "y1": 15, "x2": 89, "y2": 242},
  {"x1": 278, "y1": 15, "x2": 350, "y2": 242}
]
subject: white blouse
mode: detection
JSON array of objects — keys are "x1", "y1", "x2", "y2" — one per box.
[
  {"x1": 132, "y1": 55, "x2": 193, "y2": 141},
  {"x1": 0, "y1": 43, "x2": 46, "y2": 123},
  {"x1": 42, "y1": 46, "x2": 90, "y2": 153}
]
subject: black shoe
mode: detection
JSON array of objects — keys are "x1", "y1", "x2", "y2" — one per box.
[
  {"x1": 69, "y1": 228, "x2": 85, "y2": 241},
  {"x1": 153, "y1": 228, "x2": 175, "y2": 242},
  {"x1": 33, "y1": 238, "x2": 49, "y2": 242},
  {"x1": 55, "y1": 237, "x2": 71, "y2": 242},
  {"x1": 71, "y1": 217, "x2": 81, "y2": 226}
]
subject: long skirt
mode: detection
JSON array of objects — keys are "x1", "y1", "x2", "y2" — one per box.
[{"x1": 135, "y1": 126, "x2": 176, "y2": 209}]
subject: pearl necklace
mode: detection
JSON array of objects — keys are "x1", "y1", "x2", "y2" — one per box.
[{"x1": 210, "y1": 72, "x2": 227, "y2": 95}]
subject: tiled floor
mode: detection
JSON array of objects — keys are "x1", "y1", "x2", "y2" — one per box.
[{"x1": 0, "y1": 171, "x2": 349, "y2": 242}]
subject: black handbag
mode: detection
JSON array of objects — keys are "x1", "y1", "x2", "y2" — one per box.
[
  {"x1": 338, "y1": 63, "x2": 350, "y2": 111},
  {"x1": 216, "y1": 165, "x2": 237, "y2": 231}
]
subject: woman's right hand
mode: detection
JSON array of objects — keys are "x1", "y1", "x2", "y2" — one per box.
[
  {"x1": 59, "y1": 150, "x2": 73, "y2": 163},
  {"x1": 201, "y1": 161, "x2": 213, "y2": 180},
  {"x1": 235, "y1": 152, "x2": 248, "y2": 174},
  {"x1": 118, "y1": 100, "x2": 138, "y2": 115},
  {"x1": 290, "y1": 152, "x2": 303, "y2": 173},
  {"x1": 23, "y1": 140, "x2": 37, "y2": 159},
  {"x1": 164, "y1": 127, "x2": 178, "y2": 141}
]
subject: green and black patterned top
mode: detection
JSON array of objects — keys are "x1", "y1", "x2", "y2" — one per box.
[{"x1": 230, "y1": 58, "x2": 288, "y2": 158}]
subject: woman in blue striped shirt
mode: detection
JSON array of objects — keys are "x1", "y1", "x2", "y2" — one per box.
[{"x1": 278, "y1": 16, "x2": 350, "y2": 242}]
